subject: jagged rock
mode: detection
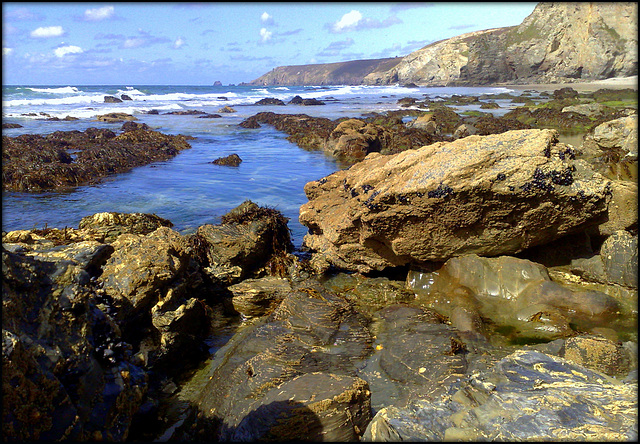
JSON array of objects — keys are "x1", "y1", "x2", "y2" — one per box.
[
  {"x1": 600, "y1": 230, "x2": 638, "y2": 288},
  {"x1": 218, "y1": 106, "x2": 236, "y2": 113},
  {"x1": 300, "y1": 129, "x2": 613, "y2": 273},
  {"x1": 78, "y1": 212, "x2": 173, "y2": 243},
  {"x1": 120, "y1": 94, "x2": 132, "y2": 101},
  {"x1": 194, "y1": 200, "x2": 293, "y2": 285},
  {"x1": 356, "y1": 304, "x2": 467, "y2": 411},
  {"x1": 452, "y1": 123, "x2": 476, "y2": 139},
  {"x1": 580, "y1": 115, "x2": 638, "y2": 181},
  {"x1": 229, "y1": 372, "x2": 371, "y2": 441},
  {"x1": 288, "y1": 95, "x2": 325, "y2": 105},
  {"x1": 362, "y1": 350, "x2": 638, "y2": 441},
  {"x1": 2, "y1": 246, "x2": 147, "y2": 441}
]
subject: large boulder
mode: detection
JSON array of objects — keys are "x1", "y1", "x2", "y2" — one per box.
[{"x1": 300, "y1": 129, "x2": 613, "y2": 273}]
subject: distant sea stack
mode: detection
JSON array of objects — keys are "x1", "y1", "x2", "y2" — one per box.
[{"x1": 250, "y1": 2, "x2": 638, "y2": 86}]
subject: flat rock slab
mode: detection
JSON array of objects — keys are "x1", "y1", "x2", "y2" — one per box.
[{"x1": 363, "y1": 349, "x2": 638, "y2": 441}]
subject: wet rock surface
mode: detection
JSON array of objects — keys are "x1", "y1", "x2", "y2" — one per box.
[
  {"x1": 2, "y1": 126, "x2": 194, "y2": 192},
  {"x1": 362, "y1": 350, "x2": 638, "y2": 441},
  {"x1": 2, "y1": 102, "x2": 638, "y2": 442}
]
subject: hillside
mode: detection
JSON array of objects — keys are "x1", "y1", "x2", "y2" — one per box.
[
  {"x1": 250, "y1": 57, "x2": 402, "y2": 86},
  {"x1": 250, "y1": 2, "x2": 637, "y2": 86}
]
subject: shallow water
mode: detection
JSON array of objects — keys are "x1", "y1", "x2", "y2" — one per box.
[{"x1": 2, "y1": 84, "x2": 522, "y2": 248}]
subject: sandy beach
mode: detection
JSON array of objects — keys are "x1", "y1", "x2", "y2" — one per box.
[{"x1": 503, "y1": 75, "x2": 638, "y2": 92}]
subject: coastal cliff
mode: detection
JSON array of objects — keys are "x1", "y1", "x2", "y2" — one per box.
[
  {"x1": 250, "y1": 57, "x2": 402, "y2": 86},
  {"x1": 250, "y1": 2, "x2": 638, "y2": 86}
]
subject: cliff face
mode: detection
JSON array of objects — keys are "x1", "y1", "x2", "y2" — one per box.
[
  {"x1": 250, "y1": 58, "x2": 402, "y2": 86},
  {"x1": 250, "y1": 2, "x2": 637, "y2": 86},
  {"x1": 456, "y1": 2, "x2": 638, "y2": 85}
]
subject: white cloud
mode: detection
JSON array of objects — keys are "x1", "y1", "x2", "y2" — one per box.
[
  {"x1": 84, "y1": 6, "x2": 114, "y2": 21},
  {"x1": 259, "y1": 28, "x2": 272, "y2": 42},
  {"x1": 333, "y1": 10, "x2": 362, "y2": 32},
  {"x1": 3, "y1": 47, "x2": 13, "y2": 56},
  {"x1": 30, "y1": 26, "x2": 65, "y2": 38},
  {"x1": 54, "y1": 45, "x2": 83, "y2": 58},
  {"x1": 260, "y1": 12, "x2": 272, "y2": 23},
  {"x1": 173, "y1": 37, "x2": 186, "y2": 49}
]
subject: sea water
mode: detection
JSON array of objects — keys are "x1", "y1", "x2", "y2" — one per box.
[{"x1": 2, "y1": 84, "x2": 519, "y2": 248}]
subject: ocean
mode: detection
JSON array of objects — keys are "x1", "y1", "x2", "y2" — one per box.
[{"x1": 2, "y1": 84, "x2": 520, "y2": 248}]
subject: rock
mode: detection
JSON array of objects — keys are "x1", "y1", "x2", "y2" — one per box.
[
  {"x1": 104, "y1": 95, "x2": 122, "y2": 103},
  {"x1": 288, "y1": 95, "x2": 325, "y2": 105},
  {"x1": 254, "y1": 98, "x2": 286, "y2": 106},
  {"x1": 218, "y1": 106, "x2": 236, "y2": 113},
  {"x1": 121, "y1": 121, "x2": 150, "y2": 131},
  {"x1": 163, "y1": 110, "x2": 207, "y2": 116},
  {"x1": 78, "y1": 212, "x2": 173, "y2": 243},
  {"x1": 211, "y1": 153, "x2": 242, "y2": 167},
  {"x1": 363, "y1": 350, "x2": 638, "y2": 441},
  {"x1": 560, "y1": 335, "x2": 634, "y2": 377},
  {"x1": 357, "y1": 304, "x2": 467, "y2": 411},
  {"x1": 325, "y1": 119, "x2": 392, "y2": 161},
  {"x1": 213, "y1": 81, "x2": 222, "y2": 86},
  {"x1": 120, "y1": 94, "x2": 132, "y2": 101},
  {"x1": 600, "y1": 230, "x2": 638, "y2": 288},
  {"x1": 562, "y1": 102, "x2": 610, "y2": 118},
  {"x1": 580, "y1": 115, "x2": 638, "y2": 181},
  {"x1": 194, "y1": 200, "x2": 293, "y2": 285},
  {"x1": 3, "y1": 127, "x2": 193, "y2": 192},
  {"x1": 229, "y1": 372, "x2": 371, "y2": 441},
  {"x1": 407, "y1": 254, "x2": 621, "y2": 342},
  {"x1": 95, "y1": 112, "x2": 137, "y2": 123},
  {"x1": 452, "y1": 123, "x2": 476, "y2": 139},
  {"x1": 406, "y1": 114, "x2": 439, "y2": 134},
  {"x1": 98, "y1": 226, "x2": 210, "y2": 370},
  {"x1": 2, "y1": 123, "x2": 22, "y2": 129},
  {"x1": 227, "y1": 276, "x2": 292, "y2": 318},
  {"x1": 197, "y1": 114, "x2": 222, "y2": 119},
  {"x1": 2, "y1": 247, "x2": 147, "y2": 441},
  {"x1": 185, "y1": 281, "x2": 373, "y2": 441},
  {"x1": 300, "y1": 129, "x2": 613, "y2": 273}
]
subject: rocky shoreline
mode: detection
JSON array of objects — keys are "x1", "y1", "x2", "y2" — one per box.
[{"x1": 2, "y1": 86, "x2": 638, "y2": 441}]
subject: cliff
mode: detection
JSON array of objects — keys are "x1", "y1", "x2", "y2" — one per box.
[
  {"x1": 250, "y1": 57, "x2": 402, "y2": 86},
  {"x1": 250, "y1": 2, "x2": 637, "y2": 86}
]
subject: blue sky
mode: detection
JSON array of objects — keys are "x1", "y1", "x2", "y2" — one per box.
[{"x1": 2, "y1": 2, "x2": 538, "y2": 85}]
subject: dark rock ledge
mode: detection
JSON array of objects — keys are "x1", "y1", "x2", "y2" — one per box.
[{"x1": 2, "y1": 124, "x2": 194, "y2": 192}]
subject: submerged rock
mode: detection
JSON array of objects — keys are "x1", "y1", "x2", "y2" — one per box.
[{"x1": 300, "y1": 129, "x2": 613, "y2": 273}]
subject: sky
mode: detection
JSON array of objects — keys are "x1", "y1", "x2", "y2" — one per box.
[{"x1": 2, "y1": 2, "x2": 538, "y2": 86}]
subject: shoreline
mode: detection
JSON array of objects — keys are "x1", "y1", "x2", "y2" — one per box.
[{"x1": 499, "y1": 75, "x2": 638, "y2": 93}]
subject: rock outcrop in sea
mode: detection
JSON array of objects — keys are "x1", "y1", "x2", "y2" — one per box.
[{"x1": 251, "y1": 2, "x2": 637, "y2": 86}]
